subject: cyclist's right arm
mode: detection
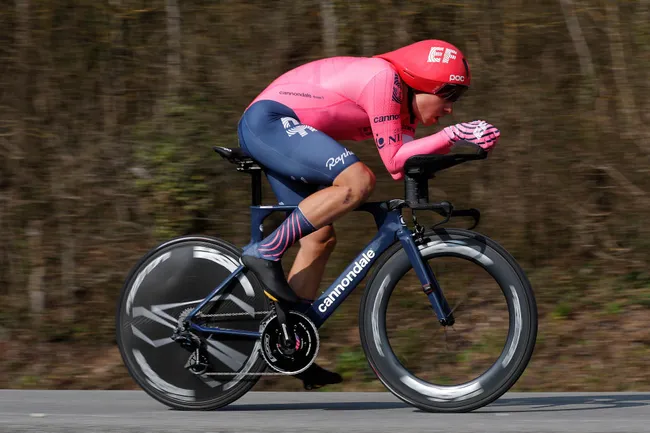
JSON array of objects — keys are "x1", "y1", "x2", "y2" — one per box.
[
  {"x1": 358, "y1": 66, "x2": 500, "y2": 181},
  {"x1": 358, "y1": 67, "x2": 457, "y2": 181}
]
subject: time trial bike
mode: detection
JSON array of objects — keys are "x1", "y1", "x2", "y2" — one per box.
[{"x1": 115, "y1": 140, "x2": 537, "y2": 412}]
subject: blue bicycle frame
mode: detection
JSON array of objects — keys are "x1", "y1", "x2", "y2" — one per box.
[{"x1": 186, "y1": 201, "x2": 451, "y2": 338}]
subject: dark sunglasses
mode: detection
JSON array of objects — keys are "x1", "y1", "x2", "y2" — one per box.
[{"x1": 433, "y1": 83, "x2": 469, "y2": 102}]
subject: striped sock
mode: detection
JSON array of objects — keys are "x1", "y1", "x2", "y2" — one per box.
[{"x1": 251, "y1": 207, "x2": 316, "y2": 261}]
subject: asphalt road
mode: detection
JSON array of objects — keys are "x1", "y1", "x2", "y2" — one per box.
[{"x1": 1, "y1": 390, "x2": 650, "y2": 433}]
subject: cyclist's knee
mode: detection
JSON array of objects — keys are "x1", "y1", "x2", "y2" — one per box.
[{"x1": 334, "y1": 162, "x2": 376, "y2": 205}]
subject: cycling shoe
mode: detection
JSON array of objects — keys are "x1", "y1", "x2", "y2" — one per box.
[
  {"x1": 294, "y1": 363, "x2": 342, "y2": 390},
  {"x1": 240, "y1": 255, "x2": 299, "y2": 304}
]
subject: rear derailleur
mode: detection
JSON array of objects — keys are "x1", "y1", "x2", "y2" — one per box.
[{"x1": 171, "y1": 308, "x2": 210, "y2": 375}]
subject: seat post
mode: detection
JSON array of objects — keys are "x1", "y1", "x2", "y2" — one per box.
[{"x1": 251, "y1": 169, "x2": 262, "y2": 206}]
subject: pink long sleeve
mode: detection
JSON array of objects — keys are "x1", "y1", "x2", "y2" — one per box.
[
  {"x1": 250, "y1": 57, "x2": 456, "y2": 180},
  {"x1": 358, "y1": 67, "x2": 453, "y2": 181},
  {"x1": 387, "y1": 132, "x2": 454, "y2": 180}
]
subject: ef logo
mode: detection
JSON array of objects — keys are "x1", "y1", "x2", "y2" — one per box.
[{"x1": 427, "y1": 47, "x2": 457, "y2": 63}]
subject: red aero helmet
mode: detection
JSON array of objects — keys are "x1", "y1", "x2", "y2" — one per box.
[{"x1": 374, "y1": 40, "x2": 471, "y2": 100}]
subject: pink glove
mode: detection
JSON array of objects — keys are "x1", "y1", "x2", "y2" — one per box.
[{"x1": 443, "y1": 120, "x2": 501, "y2": 150}]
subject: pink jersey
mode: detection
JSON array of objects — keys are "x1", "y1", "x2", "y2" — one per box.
[{"x1": 249, "y1": 57, "x2": 453, "y2": 181}]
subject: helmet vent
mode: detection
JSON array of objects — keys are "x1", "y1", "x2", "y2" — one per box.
[{"x1": 403, "y1": 69, "x2": 416, "y2": 78}]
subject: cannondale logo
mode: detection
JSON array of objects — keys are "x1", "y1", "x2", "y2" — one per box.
[
  {"x1": 317, "y1": 249, "x2": 375, "y2": 313},
  {"x1": 281, "y1": 117, "x2": 317, "y2": 137}
]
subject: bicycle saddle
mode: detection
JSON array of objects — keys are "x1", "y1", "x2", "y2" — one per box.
[{"x1": 213, "y1": 146, "x2": 254, "y2": 164}]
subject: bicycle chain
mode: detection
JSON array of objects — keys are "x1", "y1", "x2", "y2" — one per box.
[
  {"x1": 203, "y1": 370, "x2": 292, "y2": 376},
  {"x1": 190, "y1": 310, "x2": 310, "y2": 376},
  {"x1": 196, "y1": 311, "x2": 273, "y2": 319}
]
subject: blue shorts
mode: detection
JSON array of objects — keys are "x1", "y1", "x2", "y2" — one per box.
[{"x1": 237, "y1": 100, "x2": 360, "y2": 205}]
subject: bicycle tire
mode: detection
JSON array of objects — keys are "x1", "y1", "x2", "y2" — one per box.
[
  {"x1": 115, "y1": 235, "x2": 270, "y2": 410},
  {"x1": 359, "y1": 228, "x2": 537, "y2": 412}
]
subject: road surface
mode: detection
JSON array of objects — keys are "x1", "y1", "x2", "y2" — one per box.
[{"x1": 1, "y1": 390, "x2": 650, "y2": 432}]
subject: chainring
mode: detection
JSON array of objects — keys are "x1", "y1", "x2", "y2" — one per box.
[{"x1": 259, "y1": 311, "x2": 319, "y2": 375}]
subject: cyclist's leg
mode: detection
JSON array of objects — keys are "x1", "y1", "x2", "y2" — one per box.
[
  {"x1": 296, "y1": 160, "x2": 376, "y2": 227},
  {"x1": 238, "y1": 101, "x2": 358, "y2": 388},
  {"x1": 262, "y1": 172, "x2": 337, "y2": 301},
  {"x1": 289, "y1": 226, "x2": 337, "y2": 300},
  {"x1": 238, "y1": 100, "x2": 373, "y2": 303},
  {"x1": 257, "y1": 174, "x2": 343, "y2": 389},
  {"x1": 262, "y1": 175, "x2": 343, "y2": 389},
  {"x1": 246, "y1": 163, "x2": 374, "y2": 303},
  {"x1": 282, "y1": 164, "x2": 376, "y2": 300}
]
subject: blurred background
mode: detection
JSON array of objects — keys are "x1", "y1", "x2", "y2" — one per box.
[{"x1": 1, "y1": 0, "x2": 650, "y2": 392}]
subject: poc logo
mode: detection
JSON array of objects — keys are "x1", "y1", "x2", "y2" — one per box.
[
  {"x1": 449, "y1": 74, "x2": 465, "y2": 82},
  {"x1": 427, "y1": 47, "x2": 457, "y2": 63}
]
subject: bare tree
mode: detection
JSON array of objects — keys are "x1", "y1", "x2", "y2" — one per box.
[
  {"x1": 604, "y1": 1, "x2": 647, "y2": 150},
  {"x1": 15, "y1": 0, "x2": 30, "y2": 151},
  {"x1": 166, "y1": 0, "x2": 182, "y2": 98},
  {"x1": 349, "y1": 2, "x2": 375, "y2": 56},
  {"x1": 559, "y1": 0, "x2": 595, "y2": 81},
  {"x1": 14, "y1": 0, "x2": 46, "y2": 320},
  {"x1": 26, "y1": 220, "x2": 45, "y2": 324},
  {"x1": 392, "y1": 3, "x2": 411, "y2": 47},
  {"x1": 321, "y1": 0, "x2": 338, "y2": 57},
  {"x1": 635, "y1": 0, "x2": 650, "y2": 124}
]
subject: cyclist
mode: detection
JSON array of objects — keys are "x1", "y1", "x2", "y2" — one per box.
[{"x1": 237, "y1": 39, "x2": 501, "y2": 388}]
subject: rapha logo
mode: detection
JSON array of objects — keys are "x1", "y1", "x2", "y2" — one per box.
[
  {"x1": 325, "y1": 149, "x2": 355, "y2": 170},
  {"x1": 281, "y1": 117, "x2": 317, "y2": 137}
]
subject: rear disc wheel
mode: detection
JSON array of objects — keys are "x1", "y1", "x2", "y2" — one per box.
[{"x1": 115, "y1": 235, "x2": 270, "y2": 410}]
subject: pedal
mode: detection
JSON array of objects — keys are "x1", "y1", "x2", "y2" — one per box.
[
  {"x1": 184, "y1": 347, "x2": 210, "y2": 375},
  {"x1": 263, "y1": 290, "x2": 279, "y2": 302},
  {"x1": 273, "y1": 301, "x2": 295, "y2": 350},
  {"x1": 259, "y1": 310, "x2": 319, "y2": 375}
]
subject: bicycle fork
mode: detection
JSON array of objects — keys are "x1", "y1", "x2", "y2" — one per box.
[{"x1": 397, "y1": 228, "x2": 455, "y2": 327}]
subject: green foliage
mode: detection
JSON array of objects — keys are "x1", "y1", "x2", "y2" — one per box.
[
  {"x1": 336, "y1": 348, "x2": 373, "y2": 382},
  {"x1": 605, "y1": 302, "x2": 623, "y2": 316},
  {"x1": 130, "y1": 97, "x2": 231, "y2": 239},
  {"x1": 552, "y1": 302, "x2": 573, "y2": 320},
  {"x1": 628, "y1": 293, "x2": 650, "y2": 309}
]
